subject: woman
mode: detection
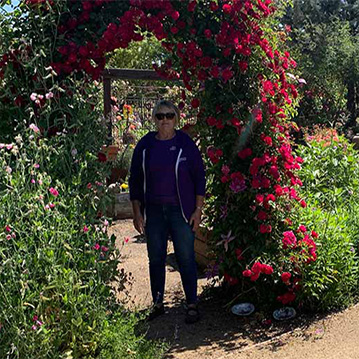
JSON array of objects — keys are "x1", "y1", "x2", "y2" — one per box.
[{"x1": 129, "y1": 100, "x2": 205, "y2": 324}]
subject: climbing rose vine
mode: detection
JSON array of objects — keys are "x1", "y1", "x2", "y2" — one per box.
[{"x1": 0, "y1": 0, "x2": 318, "y2": 307}]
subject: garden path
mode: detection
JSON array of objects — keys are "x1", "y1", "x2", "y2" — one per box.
[{"x1": 110, "y1": 220, "x2": 359, "y2": 359}]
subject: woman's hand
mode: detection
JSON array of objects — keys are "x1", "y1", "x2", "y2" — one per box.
[
  {"x1": 133, "y1": 213, "x2": 145, "y2": 234},
  {"x1": 189, "y1": 208, "x2": 202, "y2": 232}
]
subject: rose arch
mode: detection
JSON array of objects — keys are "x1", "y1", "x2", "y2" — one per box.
[{"x1": 26, "y1": 0, "x2": 318, "y2": 308}]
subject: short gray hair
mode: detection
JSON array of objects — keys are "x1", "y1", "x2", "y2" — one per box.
[{"x1": 152, "y1": 99, "x2": 180, "y2": 126}]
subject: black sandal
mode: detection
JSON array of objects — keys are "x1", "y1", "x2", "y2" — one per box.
[
  {"x1": 148, "y1": 304, "x2": 165, "y2": 321},
  {"x1": 185, "y1": 304, "x2": 200, "y2": 324}
]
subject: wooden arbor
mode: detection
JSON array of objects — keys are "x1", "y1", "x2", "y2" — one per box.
[{"x1": 102, "y1": 68, "x2": 178, "y2": 143}]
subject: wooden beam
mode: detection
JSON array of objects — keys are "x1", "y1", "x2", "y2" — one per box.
[
  {"x1": 103, "y1": 77, "x2": 112, "y2": 143},
  {"x1": 102, "y1": 68, "x2": 179, "y2": 82}
]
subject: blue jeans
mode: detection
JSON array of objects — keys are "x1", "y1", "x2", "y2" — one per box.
[{"x1": 145, "y1": 204, "x2": 197, "y2": 305}]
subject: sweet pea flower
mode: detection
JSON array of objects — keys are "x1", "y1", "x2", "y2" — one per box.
[
  {"x1": 6, "y1": 234, "x2": 11, "y2": 240},
  {"x1": 101, "y1": 245, "x2": 109, "y2": 252},
  {"x1": 30, "y1": 93, "x2": 37, "y2": 101},
  {"x1": 31, "y1": 179, "x2": 35, "y2": 184},
  {"x1": 93, "y1": 243, "x2": 100, "y2": 250},
  {"x1": 11, "y1": 232, "x2": 16, "y2": 238},
  {"x1": 49, "y1": 187, "x2": 59, "y2": 197},
  {"x1": 33, "y1": 163, "x2": 40, "y2": 169},
  {"x1": 45, "y1": 92, "x2": 54, "y2": 99},
  {"x1": 6, "y1": 144, "x2": 13, "y2": 150},
  {"x1": 83, "y1": 225, "x2": 89, "y2": 233},
  {"x1": 49, "y1": 203, "x2": 55, "y2": 209},
  {"x1": 5, "y1": 225, "x2": 11, "y2": 232},
  {"x1": 29, "y1": 123, "x2": 40, "y2": 133}
]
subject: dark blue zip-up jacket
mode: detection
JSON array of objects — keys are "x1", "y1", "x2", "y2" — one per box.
[{"x1": 129, "y1": 130, "x2": 206, "y2": 222}]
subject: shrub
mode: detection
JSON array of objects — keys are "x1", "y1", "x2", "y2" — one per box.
[{"x1": 295, "y1": 128, "x2": 359, "y2": 310}]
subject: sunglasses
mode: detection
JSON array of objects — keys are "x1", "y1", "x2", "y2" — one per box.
[{"x1": 155, "y1": 112, "x2": 176, "y2": 120}]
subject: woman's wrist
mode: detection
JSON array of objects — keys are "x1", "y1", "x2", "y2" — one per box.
[{"x1": 195, "y1": 206, "x2": 203, "y2": 212}]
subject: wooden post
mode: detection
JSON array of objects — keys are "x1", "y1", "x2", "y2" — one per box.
[{"x1": 103, "y1": 76, "x2": 112, "y2": 144}]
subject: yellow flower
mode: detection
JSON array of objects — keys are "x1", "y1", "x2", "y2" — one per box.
[{"x1": 120, "y1": 183, "x2": 128, "y2": 190}]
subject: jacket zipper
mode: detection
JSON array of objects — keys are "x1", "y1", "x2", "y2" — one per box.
[
  {"x1": 142, "y1": 149, "x2": 146, "y2": 222},
  {"x1": 175, "y1": 148, "x2": 188, "y2": 222}
]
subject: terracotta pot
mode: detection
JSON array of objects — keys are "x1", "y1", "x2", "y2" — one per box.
[
  {"x1": 107, "y1": 167, "x2": 128, "y2": 185},
  {"x1": 101, "y1": 145, "x2": 119, "y2": 161}
]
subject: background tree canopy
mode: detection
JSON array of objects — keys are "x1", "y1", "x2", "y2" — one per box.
[{"x1": 283, "y1": 0, "x2": 359, "y2": 131}]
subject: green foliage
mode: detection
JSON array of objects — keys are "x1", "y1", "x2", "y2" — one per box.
[
  {"x1": 284, "y1": 1, "x2": 359, "y2": 129},
  {"x1": 106, "y1": 35, "x2": 164, "y2": 70},
  {"x1": 99, "y1": 313, "x2": 168, "y2": 359},
  {"x1": 296, "y1": 130, "x2": 359, "y2": 310}
]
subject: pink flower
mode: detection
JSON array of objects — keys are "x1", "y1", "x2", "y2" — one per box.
[
  {"x1": 30, "y1": 93, "x2": 37, "y2": 101},
  {"x1": 11, "y1": 232, "x2": 16, "y2": 238},
  {"x1": 282, "y1": 231, "x2": 297, "y2": 249},
  {"x1": 33, "y1": 163, "x2": 40, "y2": 169},
  {"x1": 101, "y1": 245, "x2": 109, "y2": 252},
  {"x1": 31, "y1": 325, "x2": 37, "y2": 331},
  {"x1": 49, "y1": 203, "x2": 55, "y2": 209},
  {"x1": 5, "y1": 225, "x2": 11, "y2": 232},
  {"x1": 29, "y1": 123, "x2": 40, "y2": 133},
  {"x1": 45, "y1": 92, "x2": 54, "y2": 99},
  {"x1": 93, "y1": 243, "x2": 100, "y2": 250},
  {"x1": 6, "y1": 234, "x2": 11, "y2": 240},
  {"x1": 31, "y1": 179, "x2": 36, "y2": 184},
  {"x1": 83, "y1": 225, "x2": 89, "y2": 233},
  {"x1": 87, "y1": 183, "x2": 92, "y2": 189},
  {"x1": 49, "y1": 187, "x2": 59, "y2": 197}
]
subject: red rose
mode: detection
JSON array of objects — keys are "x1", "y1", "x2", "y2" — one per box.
[
  {"x1": 98, "y1": 152, "x2": 107, "y2": 162},
  {"x1": 223, "y1": 4, "x2": 232, "y2": 14},
  {"x1": 204, "y1": 29, "x2": 212, "y2": 38},
  {"x1": 238, "y1": 61, "x2": 248, "y2": 72},
  {"x1": 243, "y1": 269, "x2": 252, "y2": 277},
  {"x1": 281, "y1": 272, "x2": 291, "y2": 284},
  {"x1": 262, "y1": 264, "x2": 274, "y2": 275},
  {"x1": 191, "y1": 98, "x2": 200, "y2": 108}
]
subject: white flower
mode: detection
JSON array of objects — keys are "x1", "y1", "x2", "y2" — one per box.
[
  {"x1": 71, "y1": 148, "x2": 78, "y2": 157},
  {"x1": 5, "y1": 166, "x2": 12, "y2": 174},
  {"x1": 30, "y1": 93, "x2": 37, "y2": 101}
]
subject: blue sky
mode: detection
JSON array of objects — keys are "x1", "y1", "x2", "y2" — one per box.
[{"x1": 1, "y1": 0, "x2": 20, "y2": 13}]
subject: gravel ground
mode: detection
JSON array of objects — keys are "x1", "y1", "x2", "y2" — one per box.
[{"x1": 109, "y1": 219, "x2": 359, "y2": 359}]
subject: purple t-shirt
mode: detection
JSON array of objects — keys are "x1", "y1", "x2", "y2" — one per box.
[{"x1": 146, "y1": 136, "x2": 179, "y2": 205}]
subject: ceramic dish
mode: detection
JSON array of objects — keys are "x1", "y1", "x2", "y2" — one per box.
[
  {"x1": 273, "y1": 307, "x2": 296, "y2": 321},
  {"x1": 231, "y1": 303, "x2": 255, "y2": 316}
]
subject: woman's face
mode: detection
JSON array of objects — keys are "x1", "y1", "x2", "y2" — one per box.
[{"x1": 154, "y1": 105, "x2": 177, "y2": 133}]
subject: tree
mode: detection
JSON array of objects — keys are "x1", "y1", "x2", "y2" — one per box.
[{"x1": 284, "y1": 0, "x2": 359, "y2": 130}]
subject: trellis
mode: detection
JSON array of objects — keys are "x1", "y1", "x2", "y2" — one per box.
[{"x1": 102, "y1": 68, "x2": 179, "y2": 143}]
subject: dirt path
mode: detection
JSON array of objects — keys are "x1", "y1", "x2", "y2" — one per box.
[{"x1": 110, "y1": 220, "x2": 359, "y2": 359}]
